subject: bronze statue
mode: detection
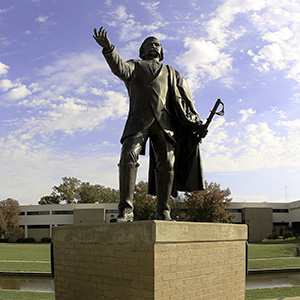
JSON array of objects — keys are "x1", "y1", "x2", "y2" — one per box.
[{"x1": 93, "y1": 27, "x2": 208, "y2": 222}]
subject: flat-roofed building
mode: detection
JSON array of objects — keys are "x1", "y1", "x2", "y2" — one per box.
[
  {"x1": 19, "y1": 203, "x2": 118, "y2": 241},
  {"x1": 17, "y1": 200, "x2": 300, "y2": 242}
]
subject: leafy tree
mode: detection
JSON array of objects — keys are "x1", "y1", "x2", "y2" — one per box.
[
  {"x1": 39, "y1": 177, "x2": 119, "y2": 204},
  {"x1": 0, "y1": 198, "x2": 23, "y2": 240},
  {"x1": 184, "y1": 181, "x2": 234, "y2": 223},
  {"x1": 39, "y1": 195, "x2": 60, "y2": 205},
  {"x1": 79, "y1": 183, "x2": 119, "y2": 203},
  {"x1": 53, "y1": 177, "x2": 82, "y2": 204},
  {"x1": 39, "y1": 177, "x2": 81, "y2": 205},
  {"x1": 133, "y1": 181, "x2": 157, "y2": 220}
]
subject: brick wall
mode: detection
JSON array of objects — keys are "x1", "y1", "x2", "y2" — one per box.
[
  {"x1": 154, "y1": 242, "x2": 245, "y2": 300},
  {"x1": 53, "y1": 221, "x2": 247, "y2": 300}
]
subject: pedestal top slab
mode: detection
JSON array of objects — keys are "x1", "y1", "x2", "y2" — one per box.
[{"x1": 52, "y1": 221, "x2": 247, "y2": 244}]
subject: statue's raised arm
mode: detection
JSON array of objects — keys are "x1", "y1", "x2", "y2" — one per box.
[{"x1": 93, "y1": 26, "x2": 112, "y2": 51}]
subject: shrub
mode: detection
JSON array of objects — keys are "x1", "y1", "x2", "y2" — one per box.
[
  {"x1": 24, "y1": 237, "x2": 36, "y2": 243},
  {"x1": 0, "y1": 238, "x2": 9, "y2": 243},
  {"x1": 267, "y1": 231, "x2": 279, "y2": 240},
  {"x1": 283, "y1": 231, "x2": 293, "y2": 239},
  {"x1": 284, "y1": 237, "x2": 296, "y2": 241},
  {"x1": 41, "y1": 237, "x2": 51, "y2": 243},
  {"x1": 262, "y1": 236, "x2": 296, "y2": 243},
  {"x1": 16, "y1": 238, "x2": 25, "y2": 243}
]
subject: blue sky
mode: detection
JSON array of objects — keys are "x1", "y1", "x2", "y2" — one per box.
[{"x1": 1, "y1": 0, "x2": 300, "y2": 205}]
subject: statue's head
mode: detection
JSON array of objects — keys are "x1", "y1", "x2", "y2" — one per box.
[{"x1": 139, "y1": 36, "x2": 164, "y2": 61}]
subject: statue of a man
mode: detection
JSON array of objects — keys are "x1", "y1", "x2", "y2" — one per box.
[{"x1": 93, "y1": 27, "x2": 207, "y2": 222}]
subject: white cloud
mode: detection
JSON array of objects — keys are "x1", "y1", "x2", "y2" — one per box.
[
  {"x1": 0, "y1": 79, "x2": 14, "y2": 91},
  {"x1": 206, "y1": 0, "x2": 268, "y2": 47},
  {"x1": 0, "y1": 62, "x2": 9, "y2": 76},
  {"x1": 7, "y1": 84, "x2": 32, "y2": 100},
  {"x1": 0, "y1": 134, "x2": 121, "y2": 203},
  {"x1": 239, "y1": 108, "x2": 256, "y2": 122},
  {"x1": 35, "y1": 15, "x2": 49, "y2": 23},
  {"x1": 178, "y1": 38, "x2": 233, "y2": 91},
  {"x1": 139, "y1": 1, "x2": 162, "y2": 21},
  {"x1": 246, "y1": 1, "x2": 300, "y2": 83},
  {"x1": 203, "y1": 116, "x2": 300, "y2": 174}
]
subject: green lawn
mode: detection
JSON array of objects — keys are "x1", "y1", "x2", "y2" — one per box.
[
  {"x1": 0, "y1": 243, "x2": 51, "y2": 272},
  {"x1": 248, "y1": 243, "x2": 300, "y2": 270},
  {"x1": 0, "y1": 290, "x2": 54, "y2": 300},
  {"x1": 0, "y1": 261, "x2": 51, "y2": 272},
  {"x1": 245, "y1": 286, "x2": 300, "y2": 300},
  {"x1": 249, "y1": 257, "x2": 300, "y2": 269},
  {"x1": 0, "y1": 244, "x2": 50, "y2": 261},
  {"x1": 249, "y1": 243, "x2": 299, "y2": 259}
]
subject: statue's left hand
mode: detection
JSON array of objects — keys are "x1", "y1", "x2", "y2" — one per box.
[
  {"x1": 194, "y1": 123, "x2": 208, "y2": 139},
  {"x1": 93, "y1": 26, "x2": 112, "y2": 50}
]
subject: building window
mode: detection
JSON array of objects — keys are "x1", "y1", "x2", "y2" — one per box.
[
  {"x1": 27, "y1": 211, "x2": 50, "y2": 215},
  {"x1": 106, "y1": 210, "x2": 118, "y2": 214},
  {"x1": 19, "y1": 212, "x2": 25, "y2": 216},
  {"x1": 273, "y1": 209, "x2": 289, "y2": 213},
  {"x1": 28, "y1": 225, "x2": 50, "y2": 229},
  {"x1": 52, "y1": 210, "x2": 73, "y2": 215},
  {"x1": 226, "y1": 209, "x2": 242, "y2": 213}
]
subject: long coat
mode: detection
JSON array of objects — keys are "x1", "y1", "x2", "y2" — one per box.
[{"x1": 102, "y1": 47, "x2": 205, "y2": 195}]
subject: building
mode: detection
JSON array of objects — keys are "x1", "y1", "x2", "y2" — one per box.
[
  {"x1": 19, "y1": 203, "x2": 119, "y2": 242},
  {"x1": 17, "y1": 200, "x2": 300, "y2": 242}
]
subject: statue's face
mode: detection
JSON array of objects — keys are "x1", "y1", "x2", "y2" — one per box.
[{"x1": 143, "y1": 38, "x2": 162, "y2": 59}]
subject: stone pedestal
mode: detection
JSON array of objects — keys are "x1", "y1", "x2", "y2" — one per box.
[{"x1": 52, "y1": 221, "x2": 247, "y2": 300}]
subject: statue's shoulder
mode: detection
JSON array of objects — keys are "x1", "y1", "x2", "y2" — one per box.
[
  {"x1": 166, "y1": 65, "x2": 181, "y2": 76},
  {"x1": 125, "y1": 59, "x2": 140, "y2": 64}
]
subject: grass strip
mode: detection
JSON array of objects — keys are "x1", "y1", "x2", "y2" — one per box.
[
  {"x1": 246, "y1": 286, "x2": 300, "y2": 300},
  {"x1": 0, "y1": 290, "x2": 54, "y2": 300},
  {"x1": 0, "y1": 244, "x2": 50, "y2": 261},
  {"x1": 248, "y1": 244, "x2": 299, "y2": 259},
  {"x1": 249, "y1": 257, "x2": 300, "y2": 270},
  {"x1": 0, "y1": 262, "x2": 51, "y2": 272}
]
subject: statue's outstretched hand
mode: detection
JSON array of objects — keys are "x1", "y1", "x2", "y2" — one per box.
[{"x1": 93, "y1": 27, "x2": 112, "y2": 50}]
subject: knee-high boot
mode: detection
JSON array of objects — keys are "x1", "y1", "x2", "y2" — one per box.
[
  {"x1": 155, "y1": 170, "x2": 174, "y2": 221},
  {"x1": 117, "y1": 163, "x2": 138, "y2": 222}
]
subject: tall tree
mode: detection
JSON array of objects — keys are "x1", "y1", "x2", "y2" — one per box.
[
  {"x1": 39, "y1": 195, "x2": 60, "y2": 205},
  {"x1": 79, "y1": 183, "x2": 119, "y2": 203},
  {"x1": 52, "y1": 177, "x2": 82, "y2": 204},
  {"x1": 185, "y1": 181, "x2": 234, "y2": 223},
  {"x1": 0, "y1": 198, "x2": 23, "y2": 240},
  {"x1": 39, "y1": 177, "x2": 119, "y2": 204},
  {"x1": 133, "y1": 181, "x2": 157, "y2": 220}
]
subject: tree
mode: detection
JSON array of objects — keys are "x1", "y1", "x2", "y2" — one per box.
[
  {"x1": 53, "y1": 177, "x2": 82, "y2": 204},
  {"x1": 184, "y1": 181, "x2": 234, "y2": 223},
  {"x1": 39, "y1": 177, "x2": 81, "y2": 204},
  {"x1": 39, "y1": 177, "x2": 119, "y2": 204},
  {"x1": 79, "y1": 183, "x2": 119, "y2": 203},
  {"x1": 0, "y1": 198, "x2": 23, "y2": 240},
  {"x1": 133, "y1": 181, "x2": 157, "y2": 220},
  {"x1": 39, "y1": 195, "x2": 60, "y2": 205}
]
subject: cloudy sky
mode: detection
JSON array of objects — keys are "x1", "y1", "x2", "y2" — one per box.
[{"x1": 1, "y1": 0, "x2": 300, "y2": 205}]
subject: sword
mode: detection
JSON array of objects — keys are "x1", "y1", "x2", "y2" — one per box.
[
  {"x1": 202, "y1": 98, "x2": 224, "y2": 132},
  {"x1": 179, "y1": 99, "x2": 225, "y2": 167}
]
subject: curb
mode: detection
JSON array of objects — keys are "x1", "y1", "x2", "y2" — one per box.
[
  {"x1": 248, "y1": 267, "x2": 300, "y2": 274},
  {"x1": 0, "y1": 271, "x2": 52, "y2": 277}
]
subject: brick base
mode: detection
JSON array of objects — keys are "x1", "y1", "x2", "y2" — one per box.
[{"x1": 53, "y1": 221, "x2": 247, "y2": 300}]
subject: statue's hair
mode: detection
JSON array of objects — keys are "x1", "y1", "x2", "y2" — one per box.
[{"x1": 139, "y1": 36, "x2": 164, "y2": 61}]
